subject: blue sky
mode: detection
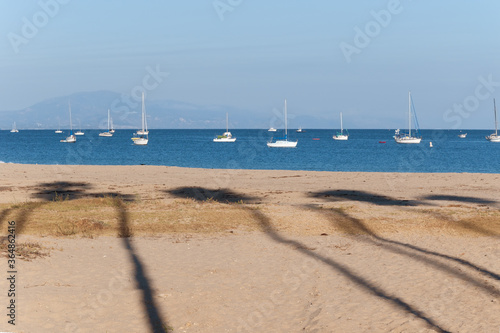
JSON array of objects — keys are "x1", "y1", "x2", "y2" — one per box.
[{"x1": 1, "y1": 1, "x2": 500, "y2": 129}]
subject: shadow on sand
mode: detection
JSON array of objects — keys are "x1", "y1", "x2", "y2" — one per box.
[
  {"x1": 167, "y1": 186, "x2": 452, "y2": 333},
  {"x1": 0, "y1": 181, "x2": 169, "y2": 333}
]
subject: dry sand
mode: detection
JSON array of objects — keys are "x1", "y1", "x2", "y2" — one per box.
[{"x1": 0, "y1": 164, "x2": 499, "y2": 332}]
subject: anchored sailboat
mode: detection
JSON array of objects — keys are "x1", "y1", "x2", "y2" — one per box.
[
  {"x1": 332, "y1": 112, "x2": 348, "y2": 140},
  {"x1": 55, "y1": 118, "x2": 63, "y2": 133},
  {"x1": 213, "y1": 113, "x2": 236, "y2": 142},
  {"x1": 394, "y1": 91, "x2": 422, "y2": 144},
  {"x1": 60, "y1": 102, "x2": 76, "y2": 143},
  {"x1": 99, "y1": 109, "x2": 113, "y2": 137},
  {"x1": 10, "y1": 122, "x2": 19, "y2": 133},
  {"x1": 132, "y1": 92, "x2": 149, "y2": 145},
  {"x1": 486, "y1": 99, "x2": 500, "y2": 142},
  {"x1": 267, "y1": 99, "x2": 298, "y2": 148},
  {"x1": 75, "y1": 119, "x2": 84, "y2": 135}
]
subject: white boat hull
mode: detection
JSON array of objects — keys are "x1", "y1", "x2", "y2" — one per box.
[
  {"x1": 55, "y1": 130, "x2": 63, "y2": 133},
  {"x1": 333, "y1": 135, "x2": 348, "y2": 141},
  {"x1": 134, "y1": 138, "x2": 148, "y2": 145},
  {"x1": 213, "y1": 137, "x2": 236, "y2": 142},
  {"x1": 394, "y1": 136, "x2": 421, "y2": 144},
  {"x1": 61, "y1": 135, "x2": 76, "y2": 143},
  {"x1": 486, "y1": 134, "x2": 500, "y2": 142},
  {"x1": 267, "y1": 140, "x2": 297, "y2": 148},
  {"x1": 99, "y1": 132, "x2": 113, "y2": 137},
  {"x1": 268, "y1": 128, "x2": 277, "y2": 132},
  {"x1": 458, "y1": 134, "x2": 467, "y2": 138},
  {"x1": 10, "y1": 130, "x2": 19, "y2": 133},
  {"x1": 75, "y1": 131, "x2": 84, "y2": 136},
  {"x1": 136, "y1": 130, "x2": 149, "y2": 135}
]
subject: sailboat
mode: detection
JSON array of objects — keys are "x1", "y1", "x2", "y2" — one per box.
[
  {"x1": 486, "y1": 99, "x2": 500, "y2": 142},
  {"x1": 55, "y1": 118, "x2": 63, "y2": 133},
  {"x1": 332, "y1": 112, "x2": 348, "y2": 140},
  {"x1": 60, "y1": 102, "x2": 76, "y2": 143},
  {"x1": 109, "y1": 116, "x2": 115, "y2": 133},
  {"x1": 458, "y1": 131, "x2": 467, "y2": 138},
  {"x1": 394, "y1": 91, "x2": 422, "y2": 144},
  {"x1": 213, "y1": 113, "x2": 236, "y2": 142},
  {"x1": 99, "y1": 109, "x2": 113, "y2": 137},
  {"x1": 267, "y1": 99, "x2": 298, "y2": 148},
  {"x1": 75, "y1": 119, "x2": 84, "y2": 135},
  {"x1": 10, "y1": 122, "x2": 19, "y2": 133},
  {"x1": 132, "y1": 92, "x2": 148, "y2": 145},
  {"x1": 135, "y1": 94, "x2": 149, "y2": 136}
]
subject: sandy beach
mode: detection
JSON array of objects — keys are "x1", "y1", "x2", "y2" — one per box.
[{"x1": 0, "y1": 164, "x2": 499, "y2": 332}]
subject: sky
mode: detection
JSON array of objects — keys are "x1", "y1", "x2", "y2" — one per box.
[{"x1": 1, "y1": 0, "x2": 500, "y2": 129}]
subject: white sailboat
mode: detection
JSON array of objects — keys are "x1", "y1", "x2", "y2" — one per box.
[
  {"x1": 99, "y1": 109, "x2": 113, "y2": 137},
  {"x1": 332, "y1": 112, "x2": 348, "y2": 140},
  {"x1": 55, "y1": 119, "x2": 63, "y2": 133},
  {"x1": 268, "y1": 127, "x2": 277, "y2": 132},
  {"x1": 135, "y1": 94, "x2": 149, "y2": 136},
  {"x1": 394, "y1": 91, "x2": 422, "y2": 144},
  {"x1": 75, "y1": 119, "x2": 84, "y2": 135},
  {"x1": 109, "y1": 116, "x2": 115, "y2": 133},
  {"x1": 60, "y1": 102, "x2": 76, "y2": 143},
  {"x1": 213, "y1": 113, "x2": 236, "y2": 142},
  {"x1": 132, "y1": 92, "x2": 148, "y2": 145},
  {"x1": 267, "y1": 99, "x2": 298, "y2": 148},
  {"x1": 486, "y1": 99, "x2": 500, "y2": 142},
  {"x1": 458, "y1": 131, "x2": 467, "y2": 138},
  {"x1": 10, "y1": 122, "x2": 19, "y2": 133}
]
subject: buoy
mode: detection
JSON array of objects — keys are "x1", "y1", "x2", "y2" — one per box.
[
  {"x1": 429, "y1": 142, "x2": 433, "y2": 147},
  {"x1": 312, "y1": 138, "x2": 320, "y2": 140},
  {"x1": 379, "y1": 141, "x2": 386, "y2": 143}
]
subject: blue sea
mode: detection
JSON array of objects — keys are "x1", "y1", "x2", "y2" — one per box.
[{"x1": 1, "y1": 129, "x2": 499, "y2": 173}]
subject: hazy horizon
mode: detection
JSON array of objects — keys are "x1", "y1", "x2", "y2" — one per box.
[{"x1": 2, "y1": 1, "x2": 500, "y2": 130}]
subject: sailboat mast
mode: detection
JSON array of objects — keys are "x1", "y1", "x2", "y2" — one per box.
[
  {"x1": 107, "y1": 109, "x2": 110, "y2": 131},
  {"x1": 226, "y1": 112, "x2": 228, "y2": 132},
  {"x1": 141, "y1": 92, "x2": 145, "y2": 132},
  {"x1": 495, "y1": 99, "x2": 498, "y2": 135},
  {"x1": 340, "y1": 112, "x2": 343, "y2": 134},
  {"x1": 284, "y1": 99, "x2": 288, "y2": 137},
  {"x1": 408, "y1": 91, "x2": 412, "y2": 137},
  {"x1": 69, "y1": 101, "x2": 73, "y2": 133}
]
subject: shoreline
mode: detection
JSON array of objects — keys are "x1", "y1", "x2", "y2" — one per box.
[{"x1": 1, "y1": 161, "x2": 499, "y2": 173}]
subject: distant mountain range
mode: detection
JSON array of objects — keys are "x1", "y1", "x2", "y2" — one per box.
[{"x1": 0, "y1": 90, "x2": 331, "y2": 130}]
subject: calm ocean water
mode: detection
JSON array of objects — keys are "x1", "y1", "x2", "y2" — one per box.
[{"x1": 1, "y1": 129, "x2": 499, "y2": 173}]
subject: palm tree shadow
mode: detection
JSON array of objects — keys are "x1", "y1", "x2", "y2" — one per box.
[
  {"x1": 306, "y1": 204, "x2": 500, "y2": 289},
  {"x1": 114, "y1": 199, "x2": 168, "y2": 332},
  {"x1": 309, "y1": 190, "x2": 428, "y2": 207},
  {"x1": 422, "y1": 194, "x2": 498, "y2": 206},
  {"x1": 18, "y1": 181, "x2": 169, "y2": 333},
  {"x1": 167, "y1": 186, "x2": 450, "y2": 333},
  {"x1": 421, "y1": 194, "x2": 500, "y2": 237},
  {"x1": 167, "y1": 186, "x2": 258, "y2": 204}
]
